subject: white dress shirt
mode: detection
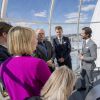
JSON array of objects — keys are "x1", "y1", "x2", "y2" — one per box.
[
  {"x1": 57, "y1": 36, "x2": 63, "y2": 44},
  {"x1": 86, "y1": 38, "x2": 91, "y2": 45}
]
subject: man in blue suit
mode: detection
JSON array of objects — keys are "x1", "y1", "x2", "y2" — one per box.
[{"x1": 53, "y1": 26, "x2": 72, "y2": 69}]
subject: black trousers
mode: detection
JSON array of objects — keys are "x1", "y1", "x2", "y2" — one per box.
[
  {"x1": 49, "y1": 66, "x2": 55, "y2": 73},
  {"x1": 57, "y1": 57, "x2": 72, "y2": 70}
]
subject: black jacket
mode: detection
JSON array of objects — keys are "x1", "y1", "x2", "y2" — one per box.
[
  {"x1": 35, "y1": 40, "x2": 55, "y2": 61},
  {"x1": 53, "y1": 36, "x2": 72, "y2": 68},
  {"x1": 0, "y1": 45, "x2": 10, "y2": 65}
]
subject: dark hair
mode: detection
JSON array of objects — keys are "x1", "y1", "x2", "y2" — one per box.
[
  {"x1": 0, "y1": 22, "x2": 12, "y2": 36},
  {"x1": 82, "y1": 27, "x2": 92, "y2": 37},
  {"x1": 55, "y1": 26, "x2": 63, "y2": 30}
]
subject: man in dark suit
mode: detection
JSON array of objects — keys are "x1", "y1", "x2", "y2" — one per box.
[
  {"x1": 0, "y1": 22, "x2": 12, "y2": 65},
  {"x1": 34, "y1": 29, "x2": 55, "y2": 72},
  {"x1": 79, "y1": 27, "x2": 97, "y2": 83},
  {"x1": 0, "y1": 22, "x2": 12, "y2": 97},
  {"x1": 53, "y1": 26, "x2": 72, "y2": 69}
]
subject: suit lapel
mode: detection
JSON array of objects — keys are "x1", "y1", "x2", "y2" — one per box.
[
  {"x1": 82, "y1": 40, "x2": 86, "y2": 48},
  {"x1": 37, "y1": 45, "x2": 47, "y2": 59},
  {"x1": 82, "y1": 39, "x2": 91, "y2": 52},
  {"x1": 55, "y1": 37, "x2": 60, "y2": 45},
  {"x1": 62, "y1": 36, "x2": 64, "y2": 44},
  {"x1": 44, "y1": 41, "x2": 50, "y2": 58},
  {"x1": 86, "y1": 39, "x2": 91, "y2": 47}
]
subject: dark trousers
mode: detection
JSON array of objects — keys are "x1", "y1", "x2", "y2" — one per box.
[{"x1": 57, "y1": 57, "x2": 72, "y2": 70}]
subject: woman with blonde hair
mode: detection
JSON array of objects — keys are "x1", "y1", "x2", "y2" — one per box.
[
  {"x1": 41, "y1": 66, "x2": 75, "y2": 100},
  {"x1": 0, "y1": 26, "x2": 51, "y2": 100}
]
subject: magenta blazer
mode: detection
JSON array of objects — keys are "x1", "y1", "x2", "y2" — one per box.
[{"x1": 0, "y1": 56, "x2": 51, "y2": 100}]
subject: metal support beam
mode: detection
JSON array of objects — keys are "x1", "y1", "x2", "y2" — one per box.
[
  {"x1": 48, "y1": 0, "x2": 55, "y2": 41},
  {"x1": 0, "y1": 0, "x2": 8, "y2": 18},
  {"x1": 77, "y1": 0, "x2": 83, "y2": 68}
]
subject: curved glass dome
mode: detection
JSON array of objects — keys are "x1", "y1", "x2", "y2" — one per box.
[
  {"x1": 0, "y1": 0, "x2": 98, "y2": 36},
  {"x1": 0, "y1": 0, "x2": 99, "y2": 70}
]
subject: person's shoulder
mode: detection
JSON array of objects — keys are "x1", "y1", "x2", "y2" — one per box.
[
  {"x1": 90, "y1": 39, "x2": 97, "y2": 46},
  {"x1": 63, "y1": 36, "x2": 69, "y2": 39},
  {"x1": 63, "y1": 36, "x2": 70, "y2": 42},
  {"x1": 44, "y1": 40, "x2": 51, "y2": 44},
  {"x1": 31, "y1": 57, "x2": 47, "y2": 68},
  {"x1": 29, "y1": 56, "x2": 41, "y2": 61},
  {"x1": 52, "y1": 37, "x2": 57, "y2": 43},
  {"x1": 0, "y1": 46, "x2": 10, "y2": 57},
  {"x1": 30, "y1": 56, "x2": 45, "y2": 63},
  {"x1": 0, "y1": 57, "x2": 12, "y2": 67},
  {"x1": 52, "y1": 37, "x2": 57, "y2": 40},
  {"x1": 0, "y1": 45, "x2": 7, "y2": 51}
]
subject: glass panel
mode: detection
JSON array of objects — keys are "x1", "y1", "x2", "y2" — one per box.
[
  {"x1": 7, "y1": 0, "x2": 51, "y2": 22},
  {"x1": 11, "y1": 21, "x2": 49, "y2": 36},
  {"x1": 0, "y1": 0, "x2": 2, "y2": 10},
  {"x1": 51, "y1": 24, "x2": 77, "y2": 35},
  {"x1": 0, "y1": 0, "x2": 98, "y2": 70},
  {"x1": 52, "y1": 0, "x2": 79, "y2": 23},
  {"x1": 80, "y1": 0, "x2": 98, "y2": 23}
]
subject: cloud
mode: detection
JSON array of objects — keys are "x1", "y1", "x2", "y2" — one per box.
[
  {"x1": 34, "y1": 10, "x2": 47, "y2": 17},
  {"x1": 81, "y1": 4, "x2": 95, "y2": 11},
  {"x1": 12, "y1": 22, "x2": 34, "y2": 27},
  {"x1": 65, "y1": 12, "x2": 79, "y2": 19},
  {"x1": 65, "y1": 17, "x2": 88, "y2": 23},
  {"x1": 82, "y1": 0, "x2": 95, "y2": 2},
  {"x1": 65, "y1": 12, "x2": 88, "y2": 23}
]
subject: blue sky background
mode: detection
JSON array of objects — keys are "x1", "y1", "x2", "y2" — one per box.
[{"x1": 0, "y1": 0, "x2": 98, "y2": 36}]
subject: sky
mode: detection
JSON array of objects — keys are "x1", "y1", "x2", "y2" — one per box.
[{"x1": 0, "y1": 0, "x2": 98, "y2": 36}]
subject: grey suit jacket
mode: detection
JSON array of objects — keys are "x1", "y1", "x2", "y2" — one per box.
[{"x1": 81, "y1": 39, "x2": 97, "y2": 70}]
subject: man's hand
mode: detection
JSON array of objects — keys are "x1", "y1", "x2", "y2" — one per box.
[
  {"x1": 47, "y1": 60, "x2": 53, "y2": 67},
  {"x1": 79, "y1": 53, "x2": 84, "y2": 60},
  {"x1": 58, "y1": 57, "x2": 64, "y2": 63}
]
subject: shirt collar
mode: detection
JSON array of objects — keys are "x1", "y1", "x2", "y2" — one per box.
[
  {"x1": 0, "y1": 44, "x2": 7, "y2": 48},
  {"x1": 57, "y1": 36, "x2": 63, "y2": 40},
  {"x1": 86, "y1": 38, "x2": 91, "y2": 44}
]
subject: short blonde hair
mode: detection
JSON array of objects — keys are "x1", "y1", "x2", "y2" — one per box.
[
  {"x1": 41, "y1": 66, "x2": 76, "y2": 100},
  {"x1": 8, "y1": 26, "x2": 36, "y2": 55}
]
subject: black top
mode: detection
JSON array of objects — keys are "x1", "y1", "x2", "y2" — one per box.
[
  {"x1": 53, "y1": 36, "x2": 72, "y2": 69},
  {"x1": 53, "y1": 36, "x2": 71, "y2": 60},
  {"x1": 0, "y1": 45, "x2": 11, "y2": 65}
]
